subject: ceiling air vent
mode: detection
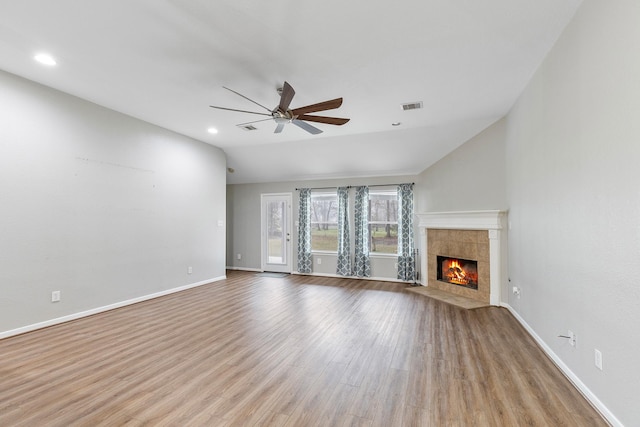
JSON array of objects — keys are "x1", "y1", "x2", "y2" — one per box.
[
  {"x1": 238, "y1": 124, "x2": 258, "y2": 131},
  {"x1": 401, "y1": 101, "x2": 423, "y2": 111}
]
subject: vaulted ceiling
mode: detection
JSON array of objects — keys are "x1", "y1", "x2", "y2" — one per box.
[{"x1": 0, "y1": 0, "x2": 582, "y2": 183}]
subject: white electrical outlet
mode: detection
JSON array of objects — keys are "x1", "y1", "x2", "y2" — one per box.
[
  {"x1": 595, "y1": 349, "x2": 603, "y2": 370},
  {"x1": 568, "y1": 330, "x2": 576, "y2": 347},
  {"x1": 51, "y1": 291, "x2": 61, "y2": 302},
  {"x1": 512, "y1": 286, "x2": 521, "y2": 298},
  {"x1": 237, "y1": 253, "x2": 242, "y2": 260},
  {"x1": 317, "y1": 257, "x2": 322, "y2": 265},
  {"x1": 188, "y1": 266, "x2": 193, "y2": 274}
]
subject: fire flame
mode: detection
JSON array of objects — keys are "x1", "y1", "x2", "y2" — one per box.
[
  {"x1": 443, "y1": 259, "x2": 478, "y2": 286},
  {"x1": 446, "y1": 260, "x2": 468, "y2": 284}
]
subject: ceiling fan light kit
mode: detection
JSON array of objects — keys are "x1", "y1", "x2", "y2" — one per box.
[{"x1": 210, "y1": 81, "x2": 350, "y2": 135}]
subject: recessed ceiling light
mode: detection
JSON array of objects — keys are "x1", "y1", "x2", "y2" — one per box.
[
  {"x1": 34, "y1": 53, "x2": 57, "y2": 66},
  {"x1": 207, "y1": 127, "x2": 219, "y2": 134}
]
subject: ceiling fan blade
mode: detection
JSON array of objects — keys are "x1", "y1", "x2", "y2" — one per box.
[
  {"x1": 291, "y1": 98, "x2": 343, "y2": 116},
  {"x1": 297, "y1": 115, "x2": 350, "y2": 126},
  {"x1": 236, "y1": 117, "x2": 274, "y2": 126},
  {"x1": 210, "y1": 105, "x2": 271, "y2": 116},
  {"x1": 292, "y1": 119, "x2": 323, "y2": 135},
  {"x1": 222, "y1": 86, "x2": 272, "y2": 112},
  {"x1": 278, "y1": 81, "x2": 295, "y2": 112},
  {"x1": 274, "y1": 123, "x2": 285, "y2": 133}
]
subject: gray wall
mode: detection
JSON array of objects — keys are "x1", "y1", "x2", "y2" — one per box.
[
  {"x1": 504, "y1": 1, "x2": 639, "y2": 425},
  {"x1": 0, "y1": 70, "x2": 227, "y2": 335},
  {"x1": 415, "y1": 118, "x2": 507, "y2": 213},
  {"x1": 227, "y1": 176, "x2": 416, "y2": 280}
]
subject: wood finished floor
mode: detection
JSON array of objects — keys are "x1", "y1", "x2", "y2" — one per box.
[{"x1": 0, "y1": 271, "x2": 606, "y2": 426}]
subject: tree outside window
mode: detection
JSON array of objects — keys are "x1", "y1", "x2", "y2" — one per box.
[
  {"x1": 369, "y1": 190, "x2": 398, "y2": 254},
  {"x1": 310, "y1": 192, "x2": 338, "y2": 251}
]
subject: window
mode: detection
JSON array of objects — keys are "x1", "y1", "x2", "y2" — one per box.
[
  {"x1": 310, "y1": 192, "x2": 338, "y2": 251},
  {"x1": 369, "y1": 190, "x2": 398, "y2": 254}
]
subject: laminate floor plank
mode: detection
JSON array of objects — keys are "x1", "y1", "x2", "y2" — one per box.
[{"x1": 0, "y1": 271, "x2": 607, "y2": 426}]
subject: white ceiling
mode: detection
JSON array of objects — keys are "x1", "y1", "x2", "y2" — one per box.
[{"x1": 0, "y1": 0, "x2": 582, "y2": 184}]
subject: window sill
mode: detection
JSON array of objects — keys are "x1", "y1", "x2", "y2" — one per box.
[
  {"x1": 369, "y1": 253, "x2": 398, "y2": 258},
  {"x1": 308, "y1": 252, "x2": 398, "y2": 258}
]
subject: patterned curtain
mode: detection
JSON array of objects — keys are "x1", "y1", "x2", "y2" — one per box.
[
  {"x1": 297, "y1": 188, "x2": 312, "y2": 273},
  {"x1": 352, "y1": 186, "x2": 371, "y2": 277},
  {"x1": 336, "y1": 187, "x2": 351, "y2": 276},
  {"x1": 397, "y1": 183, "x2": 415, "y2": 281}
]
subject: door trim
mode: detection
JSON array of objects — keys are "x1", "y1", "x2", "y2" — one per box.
[{"x1": 260, "y1": 193, "x2": 293, "y2": 273}]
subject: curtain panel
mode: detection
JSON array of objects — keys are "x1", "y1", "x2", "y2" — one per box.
[
  {"x1": 297, "y1": 188, "x2": 313, "y2": 273},
  {"x1": 353, "y1": 186, "x2": 371, "y2": 277},
  {"x1": 397, "y1": 183, "x2": 415, "y2": 281},
  {"x1": 336, "y1": 187, "x2": 351, "y2": 276}
]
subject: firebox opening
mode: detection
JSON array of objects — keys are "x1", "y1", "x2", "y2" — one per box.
[{"x1": 437, "y1": 256, "x2": 478, "y2": 290}]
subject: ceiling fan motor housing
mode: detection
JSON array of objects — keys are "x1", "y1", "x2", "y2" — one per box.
[{"x1": 272, "y1": 109, "x2": 293, "y2": 123}]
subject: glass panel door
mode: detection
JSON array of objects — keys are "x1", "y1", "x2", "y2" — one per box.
[{"x1": 261, "y1": 193, "x2": 292, "y2": 273}]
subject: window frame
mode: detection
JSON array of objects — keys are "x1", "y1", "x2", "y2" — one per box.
[
  {"x1": 368, "y1": 188, "x2": 399, "y2": 256},
  {"x1": 309, "y1": 191, "x2": 339, "y2": 253}
]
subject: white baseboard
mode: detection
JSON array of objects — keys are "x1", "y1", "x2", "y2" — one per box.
[
  {"x1": 291, "y1": 271, "x2": 411, "y2": 284},
  {"x1": 0, "y1": 275, "x2": 226, "y2": 340},
  {"x1": 501, "y1": 303, "x2": 620, "y2": 427},
  {"x1": 229, "y1": 267, "x2": 407, "y2": 284},
  {"x1": 226, "y1": 266, "x2": 262, "y2": 272}
]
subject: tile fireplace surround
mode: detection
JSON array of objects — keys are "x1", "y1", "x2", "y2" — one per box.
[{"x1": 416, "y1": 210, "x2": 507, "y2": 306}]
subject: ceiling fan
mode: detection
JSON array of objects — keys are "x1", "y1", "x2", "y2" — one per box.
[{"x1": 210, "y1": 81, "x2": 350, "y2": 135}]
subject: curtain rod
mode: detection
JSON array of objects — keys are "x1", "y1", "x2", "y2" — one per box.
[
  {"x1": 368, "y1": 182, "x2": 414, "y2": 188},
  {"x1": 295, "y1": 183, "x2": 414, "y2": 191},
  {"x1": 294, "y1": 186, "x2": 338, "y2": 191}
]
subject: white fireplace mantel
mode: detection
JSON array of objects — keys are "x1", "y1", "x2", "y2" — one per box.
[
  {"x1": 416, "y1": 210, "x2": 506, "y2": 231},
  {"x1": 416, "y1": 210, "x2": 507, "y2": 306}
]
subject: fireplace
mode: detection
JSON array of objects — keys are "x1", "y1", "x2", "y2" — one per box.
[
  {"x1": 437, "y1": 256, "x2": 478, "y2": 289},
  {"x1": 416, "y1": 210, "x2": 507, "y2": 306}
]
